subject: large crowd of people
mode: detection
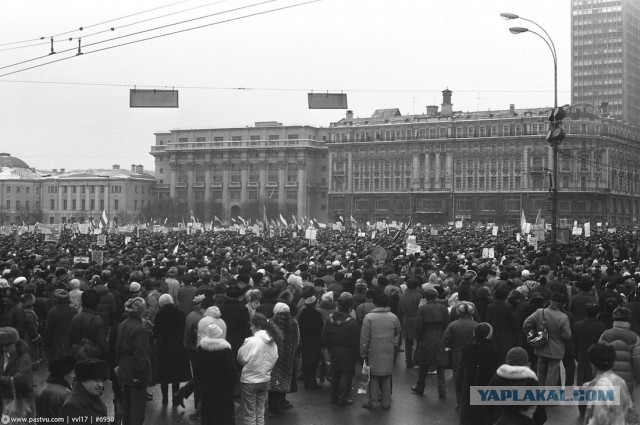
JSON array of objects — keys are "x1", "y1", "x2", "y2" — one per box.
[{"x1": 0, "y1": 223, "x2": 638, "y2": 424}]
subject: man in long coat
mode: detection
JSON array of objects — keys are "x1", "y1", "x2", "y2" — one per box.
[
  {"x1": 397, "y1": 277, "x2": 422, "y2": 368},
  {"x1": 411, "y1": 288, "x2": 449, "y2": 398},
  {"x1": 360, "y1": 291, "x2": 401, "y2": 410}
]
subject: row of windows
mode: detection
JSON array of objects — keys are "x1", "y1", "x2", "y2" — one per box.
[
  {"x1": 5, "y1": 186, "x2": 33, "y2": 194},
  {"x1": 176, "y1": 134, "x2": 309, "y2": 144},
  {"x1": 3, "y1": 200, "x2": 33, "y2": 210},
  {"x1": 46, "y1": 185, "x2": 131, "y2": 194},
  {"x1": 50, "y1": 199, "x2": 119, "y2": 210},
  {"x1": 204, "y1": 190, "x2": 298, "y2": 201}
]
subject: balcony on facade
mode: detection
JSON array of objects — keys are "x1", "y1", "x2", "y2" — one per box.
[{"x1": 151, "y1": 138, "x2": 325, "y2": 153}]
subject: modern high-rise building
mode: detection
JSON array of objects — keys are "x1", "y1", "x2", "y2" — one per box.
[{"x1": 571, "y1": 0, "x2": 640, "y2": 123}]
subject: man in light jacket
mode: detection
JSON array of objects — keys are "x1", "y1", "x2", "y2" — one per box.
[
  {"x1": 360, "y1": 291, "x2": 401, "y2": 410},
  {"x1": 523, "y1": 292, "x2": 571, "y2": 386}
]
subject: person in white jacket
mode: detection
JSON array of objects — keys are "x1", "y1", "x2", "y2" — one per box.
[{"x1": 237, "y1": 313, "x2": 282, "y2": 425}]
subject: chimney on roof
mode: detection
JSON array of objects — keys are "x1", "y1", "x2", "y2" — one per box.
[
  {"x1": 346, "y1": 110, "x2": 353, "y2": 120},
  {"x1": 426, "y1": 105, "x2": 439, "y2": 116},
  {"x1": 60, "y1": 168, "x2": 65, "y2": 173},
  {"x1": 135, "y1": 165, "x2": 144, "y2": 173},
  {"x1": 441, "y1": 89, "x2": 453, "y2": 116},
  {"x1": 131, "y1": 164, "x2": 136, "y2": 172},
  {"x1": 52, "y1": 169, "x2": 57, "y2": 173},
  {"x1": 510, "y1": 104, "x2": 515, "y2": 115},
  {"x1": 113, "y1": 164, "x2": 120, "y2": 170}
]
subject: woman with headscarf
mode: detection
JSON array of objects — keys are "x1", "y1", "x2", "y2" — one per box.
[
  {"x1": 195, "y1": 324, "x2": 239, "y2": 425},
  {"x1": 268, "y1": 302, "x2": 300, "y2": 417},
  {"x1": 443, "y1": 301, "x2": 478, "y2": 410},
  {"x1": 153, "y1": 294, "x2": 192, "y2": 406},
  {"x1": 244, "y1": 289, "x2": 262, "y2": 319},
  {"x1": 456, "y1": 322, "x2": 501, "y2": 425}
]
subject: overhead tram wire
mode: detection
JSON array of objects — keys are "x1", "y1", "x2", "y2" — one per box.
[
  {"x1": 0, "y1": 0, "x2": 278, "y2": 72},
  {"x1": 0, "y1": 0, "x2": 195, "y2": 47},
  {"x1": 0, "y1": 0, "x2": 321, "y2": 79},
  {"x1": 0, "y1": 0, "x2": 236, "y2": 53}
]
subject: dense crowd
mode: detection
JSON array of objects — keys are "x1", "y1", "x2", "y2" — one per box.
[{"x1": 0, "y1": 224, "x2": 638, "y2": 425}]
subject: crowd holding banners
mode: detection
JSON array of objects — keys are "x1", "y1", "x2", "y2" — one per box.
[{"x1": 0, "y1": 218, "x2": 638, "y2": 423}]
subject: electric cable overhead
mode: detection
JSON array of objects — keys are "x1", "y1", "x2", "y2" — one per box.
[
  {"x1": 0, "y1": 0, "x2": 235, "y2": 53},
  {"x1": 0, "y1": 0, "x2": 195, "y2": 47},
  {"x1": 0, "y1": 0, "x2": 284, "y2": 74}
]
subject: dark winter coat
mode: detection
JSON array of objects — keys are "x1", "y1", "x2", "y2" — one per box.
[
  {"x1": 456, "y1": 340, "x2": 501, "y2": 425},
  {"x1": 414, "y1": 300, "x2": 449, "y2": 367},
  {"x1": 35, "y1": 375, "x2": 71, "y2": 418},
  {"x1": 488, "y1": 364, "x2": 547, "y2": 425},
  {"x1": 59, "y1": 381, "x2": 107, "y2": 420},
  {"x1": 153, "y1": 304, "x2": 192, "y2": 384},
  {"x1": 494, "y1": 410, "x2": 535, "y2": 425},
  {"x1": 598, "y1": 320, "x2": 640, "y2": 391},
  {"x1": 297, "y1": 305, "x2": 324, "y2": 357},
  {"x1": 0, "y1": 340, "x2": 33, "y2": 405},
  {"x1": 2, "y1": 303, "x2": 26, "y2": 338},
  {"x1": 570, "y1": 292, "x2": 597, "y2": 322},
  {"x1": 322, "y1": 311, "x2": 360, "y2": 373},
  {"x1": 220, "y1": 299, "x2": 251, "y2": 358},
  {"x1": 93, "y1": 284, "x2": 117, "y2": 327},
  {"x1": 116, "y1": 315, "x2": 151, "y2": 386},
  {"x1": 574, "y1": 317, "x2": 607, "y2": 382},
  {"x1": 194, "y1": 337, "x2": 239, "y2": 425},
  {"x1": 269, "y1": 312, "x2": 299, "y2": 393},
  {"x1": 487, "y1": 299, "x2": 521, "y2": 362},
  {"x1": 42, "y1": 303, "x2": 77, "y2": 360},
  {"x1": 397, "y1": 288, "x2": 421, "y2": 339},
  {"x1": 69, "y1": 308, "x2": 108, "y2": 359},
  {"x1": 177, "y1": 285, "x2": 198, "y2": 316}
]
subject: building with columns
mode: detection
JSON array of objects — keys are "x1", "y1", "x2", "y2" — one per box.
[
  {"x1": 327, "y1": 90, "x2": 640, "y2": 226},
  {"x1": 150, "y1": 122, "x2": 329, "y2": 223},
  {"x1": 41, "y1": 165, "x2": 155, "y2": 225}
]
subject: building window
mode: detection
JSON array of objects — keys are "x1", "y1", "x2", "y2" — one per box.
[
  {"x1": 90, "y1": 199, "x2": 95, "y2": 210},
  {"x1": 50, "y1": 199, "x2": 55, "y2": 210},
  {"x1": 503, "y1": 125, "x2": 510, "y2": 136},
  {"x1": 468, "y1": 126, "x2": 474, "y2": 137},
  {"x1": 287, "y1": 192, "x2": 297, "y2": 201},
  {"x1": 5, "y1": 187, "x2": 9, "y2": 193},
  {"x1": 15, "y1": 200, "x2": 20, "y2": 209},
  {"x1": 25, "y1": 201, "x2": 29, "y2": 211},
  {"x1": 72, "y1": 200, "x2": 76, "y2": 210},
  {"x1": 212, "y1": 191, "x2": 222, "y2": 200},
  {"x1": 114, "y1": 199, "x2": 119, "y2": 210},
  {"x1": 100, "y1": 200, "x2": 104, "y2": 210},
  {"x1": 268, "y1": 135, "x2": 280, "y2": 140},
  {"x1": 81, "y1": 199, "x2": 86, "y2": 210},
  {"x1": 249, "y1": 190, "x2": 258, "y2": 200},
  {"x1": 72, "y1": 186, "x2": 77, "y2": 194},
  {"x1": 63, "y1": 200, "x2": 68, "y2": 211},
  {"x1": 230, "y1": 190, "x2": 240, "y2": 201}
]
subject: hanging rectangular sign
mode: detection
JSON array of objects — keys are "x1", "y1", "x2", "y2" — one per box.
[
  {"x1": 130, "y1": 89, "x2": 179, "y2": 108},
  {"x1": 307, "y1": 93, "x2": 348, "y2": 109}
]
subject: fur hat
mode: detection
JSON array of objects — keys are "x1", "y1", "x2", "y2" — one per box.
[
  {"x1": 54, "y1": 289, "x2": 69, "y2": 302},
  {"x1": 0, "y1": 327, "x2": 19, "y2": 346},
  {"x1": 474, "y1": 322, "x2": 493, "y2": 340},
  {"x1": 273, "y1": 302, "x2": 290, "y2": 315},
  {"x1": 48, "y1": 356, "x2": 76, "y2": 377},
  {"x1": 304, "y1": 296, "x2": 317, "y2": 307},
  {"x1": 204, "y1": 323, "x2": 224, "y2": 339},
  {"x1": 129, "y1": 282, "x2": 141, "y2": 293},
  {"x1": 456, "y1": 301, "x2": 475, "y2": 316},
  {"x1": 321, "y1": 291, "x2": 334, "y2": 302},
  {"x1": 613, "y1": 306, "x2": 632, "y2": 321},
  {"x1": 192, "y1": 294, "x2": 205, "y2": 306},
  {"x1": 506, "y1": 347, "x2": 529, "y2": 366},
  {"x1": 19, "y1": 293, "x2": 35, "y2": 308},
  {"x1": 74, "y1": 359, "x2": 109, "y2": 382},
  {"x1": 158, "y1": 294, "x2": 173, "y2": 307},
  {"x1": 124, "y1": 297, "x2": 146, "y2": 316}
]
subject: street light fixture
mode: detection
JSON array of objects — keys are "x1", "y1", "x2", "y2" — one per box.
[{"x1": 502, "y1": 13, "x2": 563, "y2": 251}]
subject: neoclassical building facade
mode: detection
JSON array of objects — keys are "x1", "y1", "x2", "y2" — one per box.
[{"x1": 150, "y1": 122, "x2": 329, "y2": 223}]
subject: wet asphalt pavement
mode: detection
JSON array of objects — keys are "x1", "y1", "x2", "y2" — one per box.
[{"x1": 36, "y1": 351, "x2": 594, "y2": 425}]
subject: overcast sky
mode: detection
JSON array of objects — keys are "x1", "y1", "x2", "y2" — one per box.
[{"x1": 0, "y1": 0, "x2": 571, "y2": 172}]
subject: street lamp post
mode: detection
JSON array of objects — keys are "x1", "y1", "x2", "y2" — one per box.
[{"x1": 501, "y1": 13, "x2": 564, "y2": 251}]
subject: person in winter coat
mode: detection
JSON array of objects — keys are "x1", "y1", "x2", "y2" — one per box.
[
  {"x1": 268, "y1": 302, "x2": 300, "y2": 417},
  {"x1": 69, "y1": 279, "x2": 83, "y2": 312},
  {"x1": 197, "y1": 305, "x2": 227, "y2": 344},
  {"x1": 70, "y1": 290, "x2": 108, "y2": 360},
  {"x1": 360, "y1": 291, "x2": 401, "y2": 410},
  {"x1": 237, "y1": 313, "x2": 282, "y2": 425},
  {"x1": 220, "y1": 286, "x2": 252, "y2": 360},
  {"x1": 523, "y1": 292, "x2": 572, "y2": 386},
  {"x1": 0, "y1": 327, "x2": 33, "y2": 414},
  {"x1": 456, "y1": 323, "x2": 501, "y2": 425},
  {"x1": 487, "y1": 285, "x2": 521, "y2": 363},
  {"x1": 195, "y1": 323, "x2": 239, "y2": 425},
  {"x1": 583, "y1": 343, "x2": 637, "y2": 425},
  {"x1": 116, "y1": 297, "x2": 151, "y2": 425},
  {"x1": 92, "y1": 277, "x2": 117, "y2": 330},
  {"x1": 443, "y1": 301, "x2": 478, "y2": 409},
  {"x1": 59, "y1": 359, "x2": 109, "y2": 421},
  {"x1": 397, "y1": 277, "x2": 422, "y2": 368},
  {"x1": 42, "y1": 289, "x2": 77, "y2": 361},
  {"x1": 35, "y1": 356, "x2": 75, "y2": 418},
  {"x1": 317, "y1": 291, "x2": 338, "y2": 324},
  {"x1": 164, "y1": 267, "x2": 181, "y2": 302},
  {"x1": 322, "y1": 296, "x2": 359, "y2": 406},
  {"x1": 19, "y1": 293, "x2": 41, "y2": 366},
  {"x1": 488, "y1": 347, "x2": 546, "y2": 425},
  {"x1": 297, "y1": 295, "x2": 324, "y2": 389},
  {"x1": 411, "y1": 288, "x2": 449, "y2": 398},
  {"x1": 2, "y1": 287, "x2": 26, "y2": 338},
  {"x1": 598, "y1": 306, "x2": 640, "y2": 393},
  {"x1": 153, "y1": 294, "x2": 192, "y2": 406}
]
